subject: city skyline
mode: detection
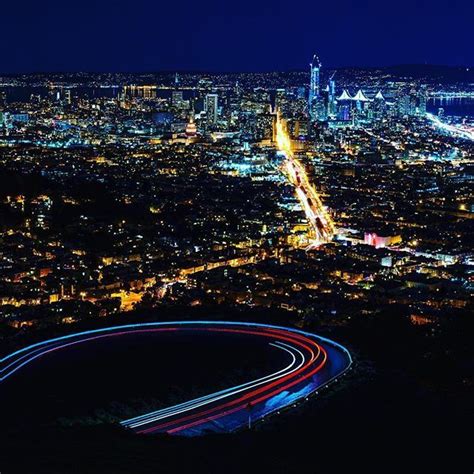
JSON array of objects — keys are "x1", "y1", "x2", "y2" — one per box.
[{"x1": 1, "y1": 4, "x2": 473, "y2": 469}]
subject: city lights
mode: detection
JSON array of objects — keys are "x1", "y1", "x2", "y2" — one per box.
[{"x1": 1, "y1": 38, "x2": 473, "y2": 473}]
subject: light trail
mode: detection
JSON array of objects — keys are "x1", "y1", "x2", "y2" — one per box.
[
  {"x1": 426, "y1": 113, "x2": 474, "y2": 141},
  {"x1": 134, "y1": 326, "x2": 327, "y2": 435},
  {"x1": 1, "y1": 321, "x2": 352, "y2": 436},
  {"x1": 275, "y1": 115, "x2": 335, "y2": 247},
  {"x1": 123, "y1": 341, "x2": 305, "y2": 429}
]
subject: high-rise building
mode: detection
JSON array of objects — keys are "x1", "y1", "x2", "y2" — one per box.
[
  {"x1": 417, "y1": 85, "x2": 427, "y2": 116},
  {"x1": 398, "y1": 91, "x2": 413, "y2": 117},
  {"x1": 275, "y1": 89, "x2": 287, "y2": 114},
  {"x1": 315, "y1": 95, "x2": 328, "y2": 121},
  {"x1": 327, "y1": 74, "x2": 336, "y2": 118},
  {"x1": 296, "y1": 87, "x2": 306, "y2": 99},
  {"x1": 64, "y1": 88, "x2": 72, "y2": 105},
  {"x1": 172, "y1": 90, "x2": 184, "y2": 107},
  {"x1": 205, "y1": 93, "x2": 219, "y2": 125},
  {"x1": 353, "y1": 89, "x2": 369, "y2": 115},
  {"x1": 372, "y1": 90, "x2": 388, "y2": 121},
  {"x1": 337, "y1": 90, "x2": 353, "y2": 122},
  {"x1": 308, "y1": 54, "x2": 321, "y2": 121}
]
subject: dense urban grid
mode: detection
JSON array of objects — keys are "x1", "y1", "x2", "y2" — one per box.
[
  {"x1": 0, "y1": 62, "x2": 472, "y2": 327},
  {"x1": 1, "y1": 59, "x2": 473, "y2": 472}
]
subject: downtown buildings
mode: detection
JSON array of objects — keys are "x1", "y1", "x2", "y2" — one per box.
[{"x1": 0, "y1": 63, "x2": 472, "y2": 330}]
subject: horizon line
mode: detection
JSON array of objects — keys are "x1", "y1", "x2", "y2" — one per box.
[{"x1": 0, "y1": 63, "x2": 472, "y2": 76}]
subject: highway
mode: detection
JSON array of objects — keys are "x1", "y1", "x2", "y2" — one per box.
[{"x1": 0, "y1": 321, "x2": 352, "y2": 436}]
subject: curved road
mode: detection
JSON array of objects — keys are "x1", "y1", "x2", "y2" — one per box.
[{"x1": 0, "y1": 321, "x2": 352, "y2": 436}]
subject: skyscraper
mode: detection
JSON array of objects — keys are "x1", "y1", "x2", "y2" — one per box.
[
  {"x1": 398, "y1": 90, "x2": 412, "y2": 117},
  {"x1": 328, "y1": 73, "x2": 336, "y2": 118},
  {"x1": 205, "y1": 93, "x2": 219, "y2": 125},
  {"x1": 308, "y1": 54, "x2": 321, "y2": 121},
  {"x1": 63, "y1": 88, "x2": 72, "y2": 105},
  {"x1": 373, "y1": 90, "x2": 388, "y2": 121},
  {"x1": 417, "y1": 85, "x2": 428, "y2": 116},
  {"x1": 172, "y1": 90, "x2": 184, "y2": 108}
]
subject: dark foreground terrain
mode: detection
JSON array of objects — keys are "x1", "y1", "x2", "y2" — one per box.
[{"x1": 1, "y1": 306, "x2": 472, "y2": 473}]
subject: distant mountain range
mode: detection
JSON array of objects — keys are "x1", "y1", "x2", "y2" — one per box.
[
  {"x1": 1, "y1": 64, "x2": 473, "y2": 87},
  {"x1": 337, "y1": 64, "x2": 473, "y2": 82}
]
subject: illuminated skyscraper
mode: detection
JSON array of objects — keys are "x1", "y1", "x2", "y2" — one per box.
[
  {"x1": 417, "y1": 85, "x2": 428, "y2": 115},
  {"x1": 63, "y1": 88, "x2": 72, "y2": 105},
  {"x1": 337, "y1": 89, "x2": 352, "y2": 121},
  {"x1": 308, "y1": 54, "x2": 321, "y2": 121},
  {"x1": 398, "y1": 91, "x2": 412, "y2": 117},
  {"x1": 275, "y1": 89, "x2": 286, "y2": 114},
  {"x1": 328, "y1": 73, "x2": 336, "y2": 118},
  {"x1": 172, "y1": 90, "x2": 184, "y2": 107},
  {"x1": 205, "y1": 93, "x2": 218, "y2": 125},
  {"x1": 373, "y1": 90, "x2": 388, "y2": 121}
]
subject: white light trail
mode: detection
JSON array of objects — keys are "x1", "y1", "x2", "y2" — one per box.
[
  {"x1": 426, "y1": 113, "x2": 474, "y2": 141},
  {"x1": 122, "y1": 341, "x2": 307, "y2": 429}
]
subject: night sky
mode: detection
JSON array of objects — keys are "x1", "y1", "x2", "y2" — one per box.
[{"x1": 2, "y1": 0, "x2": 473, "y2": 72}]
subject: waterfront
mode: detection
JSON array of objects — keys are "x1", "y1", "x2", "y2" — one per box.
[{"x1": 428, "y1": 97, "x2": 474, "y2": 117}]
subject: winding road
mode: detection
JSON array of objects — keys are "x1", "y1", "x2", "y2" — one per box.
[{"x1": 0, "y1": 321, "x2": 352, "y2": 436}]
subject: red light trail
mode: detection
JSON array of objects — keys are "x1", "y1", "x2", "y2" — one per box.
[{"x1": 1, "y1": 321, "x2": 352, "y2": 436}]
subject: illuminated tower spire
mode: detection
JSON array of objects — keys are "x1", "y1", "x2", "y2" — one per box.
[{"x1": 308, "y1": 54, "x2": 321, "y2": 121}]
